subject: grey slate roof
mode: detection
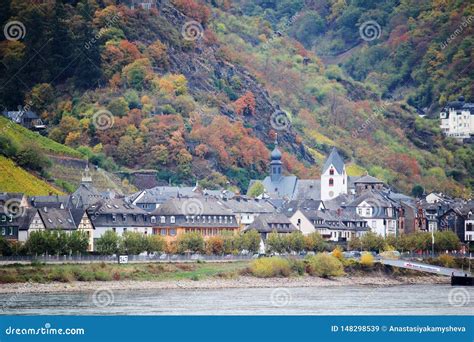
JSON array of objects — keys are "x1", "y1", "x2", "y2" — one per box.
[
  {"x1": 354, "y1": 175, "x2": 384, "y2": 184},
  {"x1": 129, "y1": 186, "x2": 198, "y2": 205},
  {"x1": 222, "y1": 198, "x2": 275, "y2": 214},
  {"x1": 244, "y1": 213, "x2": 296, "y2": 233},
  {"x1": 253, "y1": 175, "x2": 298, "y2": 200},
  {"x1": 88, "y1": 198, "x2": 151, "y2": 227},
  {"x1": 281, "y1": 199, "x2": 325, "y2": 217},
  {"x1": 293, "y1": 179, "x2": 321, "y2": 200},
  {"x1": 37, "y1": 207, "x2": 78, "y2": 230},
  {"x1": 152, "y1": 197, "x2": 233, "y2": 216},
  {"x1": 322, "y1": 147, "x2": 345, "y2": 174}
]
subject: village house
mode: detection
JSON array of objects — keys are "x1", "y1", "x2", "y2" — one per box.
[
  {"x1": 2, "y1": 109, "x2": 45, "y2": 130},
  {"x1": 150, "y1": 197, "x2": 239, "y2": 242},
  {"x1": 288, "y1": 208, "x2": 368, "y2": 242},
  {"x1": 439, "y1": 96, "x2": 474, "y2": 141},
  {"x1": 222, "y1": 196, "x2": 275, "y2": 228},
  {"x1": 87, "y1": 198, "x2": 152, "y2": 241},
  {"x1": 19, "y1": 206, "x2": 95, "y2": 251},
  {"x1": 242, "y1": 213, "x2": 297, "y2": 247},
  {"x1": 346, "y1": 190, "x2": 400, "y2": 237}
]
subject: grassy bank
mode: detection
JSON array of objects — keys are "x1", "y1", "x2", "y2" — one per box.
[
  {"x1": 0, "y1": 258, "x2": 435, "y2": 284},
  {"x1": 0, "y1": 261, "x2": 248, "y2": 284}
]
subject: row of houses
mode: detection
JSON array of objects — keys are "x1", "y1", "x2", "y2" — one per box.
[{"x1": 1, "y1": 145, "x2": 473, "y2": 253}]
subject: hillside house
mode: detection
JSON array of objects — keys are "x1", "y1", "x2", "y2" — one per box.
[{"x1": 439, "y1": 96, "x2": 474, "y2": 140}]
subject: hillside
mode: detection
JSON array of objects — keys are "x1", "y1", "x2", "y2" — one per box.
[
  {"x1": 0, "y1": 0, "x2": 472, "y2": 197},
  {"x1": 0, "y1": 117, "x2": 135, "y2": 194},
  {"x1": 0, "y1": 156, "x2": 62, "y2": 195}
]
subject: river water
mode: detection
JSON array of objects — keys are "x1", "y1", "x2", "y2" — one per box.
[{"x1": 0, "y1": 285, "x2": 472, "y2": 315}]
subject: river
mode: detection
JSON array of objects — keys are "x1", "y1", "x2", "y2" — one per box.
[{"x1": 0, "y1": 285, "x2": 472, "y2": 315}]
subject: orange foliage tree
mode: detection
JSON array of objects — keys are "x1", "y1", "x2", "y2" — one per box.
[
  {"x1": 233, "y1": 91, "x2": 256, "y2": 116},
  {"x1": 172, "y1": 0, "x2": 211, "y2": 24}
]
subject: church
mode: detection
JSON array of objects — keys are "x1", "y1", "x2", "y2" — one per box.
[{"x1": 247, "y1": 140, "x2": 361, "y2": 202}]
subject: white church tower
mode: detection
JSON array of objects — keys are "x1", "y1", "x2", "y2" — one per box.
[{"x1": 321, "y1": 148, "x2": 348, "y2": 201}]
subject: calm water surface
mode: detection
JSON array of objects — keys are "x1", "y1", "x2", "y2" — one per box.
[{"x1": 0, "y1": 285, "x2": 472, "y2": 315}]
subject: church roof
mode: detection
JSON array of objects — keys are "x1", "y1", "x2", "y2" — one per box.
[{"x1": 322, "y1": 147, "x2": 345, "y2": 174}]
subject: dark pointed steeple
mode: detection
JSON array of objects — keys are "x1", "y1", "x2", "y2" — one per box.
[{"x1": 270, "y1": 135, "x2": 282, "y2": 182}]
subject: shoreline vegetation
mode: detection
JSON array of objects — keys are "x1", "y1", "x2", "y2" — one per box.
[{"x1": 0, "y1": 257, "x2": 452, "y2": 294}]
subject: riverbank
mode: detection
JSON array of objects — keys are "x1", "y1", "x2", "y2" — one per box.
[{"x1": 0, "y1": 274, "x2": 449, "y2": 294}]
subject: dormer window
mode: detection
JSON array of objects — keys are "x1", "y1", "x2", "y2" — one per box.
[
  {"x1": 170, "y1": 216, "x2": 175, "y2": 224},
  {"x1": 160, "y1": 216, "x2": 165, "y2": 223},
  {"x1": 151, "y1": 216, "x2": 156, "y2": 224},
  {"x1": 112, "y1": 215, "x2": 116, "y2": 222}
]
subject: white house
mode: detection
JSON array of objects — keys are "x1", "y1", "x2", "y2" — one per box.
[
  {"x1": 347, "y1": 190, "x2": 399, "y2": 237},
  {"x1": 439, "y1": 96, "x2": 474, "y2": 140}
]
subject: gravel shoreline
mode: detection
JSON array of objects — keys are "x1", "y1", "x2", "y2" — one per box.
[{"x1": 0, "y1": 274, "x2": 449, "y2": 294}]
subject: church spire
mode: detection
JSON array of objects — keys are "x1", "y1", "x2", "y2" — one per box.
[
  {"x1": 270, "y1": 135, "x2": 282, "y2": 182},
  {"x1": 81, "y1": 161, "x2": 92, "y2": 184}
]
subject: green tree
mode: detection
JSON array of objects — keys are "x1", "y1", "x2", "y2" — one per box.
[
  {"x1": 146, "y1": 235, "x2": 166, "y2": 255},
  {"x1": 177, "y1": 232, "x2": 205, "y2": 254},
  {"x1": 304, "y1": 232, "x2": 327, "y2": 252},
  {"x1": 96, "y1": 230, "x2": 121, "y2": 255},
  {"x1": 289, "y1": 231, "x2": 305, "y2": 253},
  {"x1": 411, "y1": 185, "x2": 424, "y2": 198},
  {"x1": 434, "y1": 231, "x2": 460, "y2": 252},
  {"x1": 247, "y1": 181, "x2": 264, "y2": 197},
  {"x1": 68, "y1": 231, "x2": 89, "y2": 255},
  {"x1": 240, "y1": 229, "x2": 261, "y2": 254},
  {"x1": 121, "y1": 232, "x2": 148, "y2": 255},
  {"x1": 360, "y1": 232, "x2": 385, "y2": 252},
  {"x1": 266, "y1": 231, "x2": 286, "y2": 254}
]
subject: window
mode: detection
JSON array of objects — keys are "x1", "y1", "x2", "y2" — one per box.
[
  {"x1": 123, "y1": 228, "x2": 127, "y2": 233},
  {"x1": 1, "y1": 227, "x2": 5, "y2": 235},
  {"x1": 329, "y1": 168, "x2": 334, "y2": 175},
  {"x1": 160, "y1": 216, "x2": 165, "y2": 223},
  {"x1": 123, "y1": 215, "x2": 127, "y2": 222},
  {"x1": 357, "y1": 208, "x2": 362, "y2": 215},
  {"x1": 160, "y1": 229, "x2": 167, "y2": 236},
  {"x1": 151, "y1": 216, "x2": 156, "y2": 224},
  {"x1": 170, "y1": 216, "x2": 175, "y2": 224},
  {"x1": 219, "y1": 216, "x2": 222, "y2": 223},
  {"x1": 329, "y1": 178, "x2": 334, "y2": 187},
  {"x1": 112, "y1": 228, "x2": 116, "y2": 232},
  {"x1": 1, "y1": 215, "x2": 5, "y2": 222},
  {"x1": 112, "y1": 215, "x2": 117, "y2": 222},
  {"x1": 169, "y1": 229, "x2": 176, "y2": 236},
  {"x1": 365, "y1": 208, "x2": 370, "y2": 216}
]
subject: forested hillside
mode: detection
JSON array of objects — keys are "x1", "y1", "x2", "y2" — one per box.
[{"x1": 0, "y1": 0, "x2": 472, "y2": 197}]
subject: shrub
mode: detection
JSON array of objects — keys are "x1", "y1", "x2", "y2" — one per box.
[
  {"x1": 250, "y1": 257, "x2": 291, "y2": 278},
  {"x1": 306, "y1": 253, "x2": 344, "y2": 278},
  {"x1": 289, "y1": 258, "x2": 305, "y2": 276},
  {"x1": 437, "y1": 254, "x2": 456, "y2": 268},
  {"x1": 331, "y1": 246, "x2": 344, "y2": 260},
  {"x1": 94, "y1": 270, "x2": 112, "y2": 281},
  {"x1": 360, "y1": 253, "x2": 374, "y2": 267}
]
